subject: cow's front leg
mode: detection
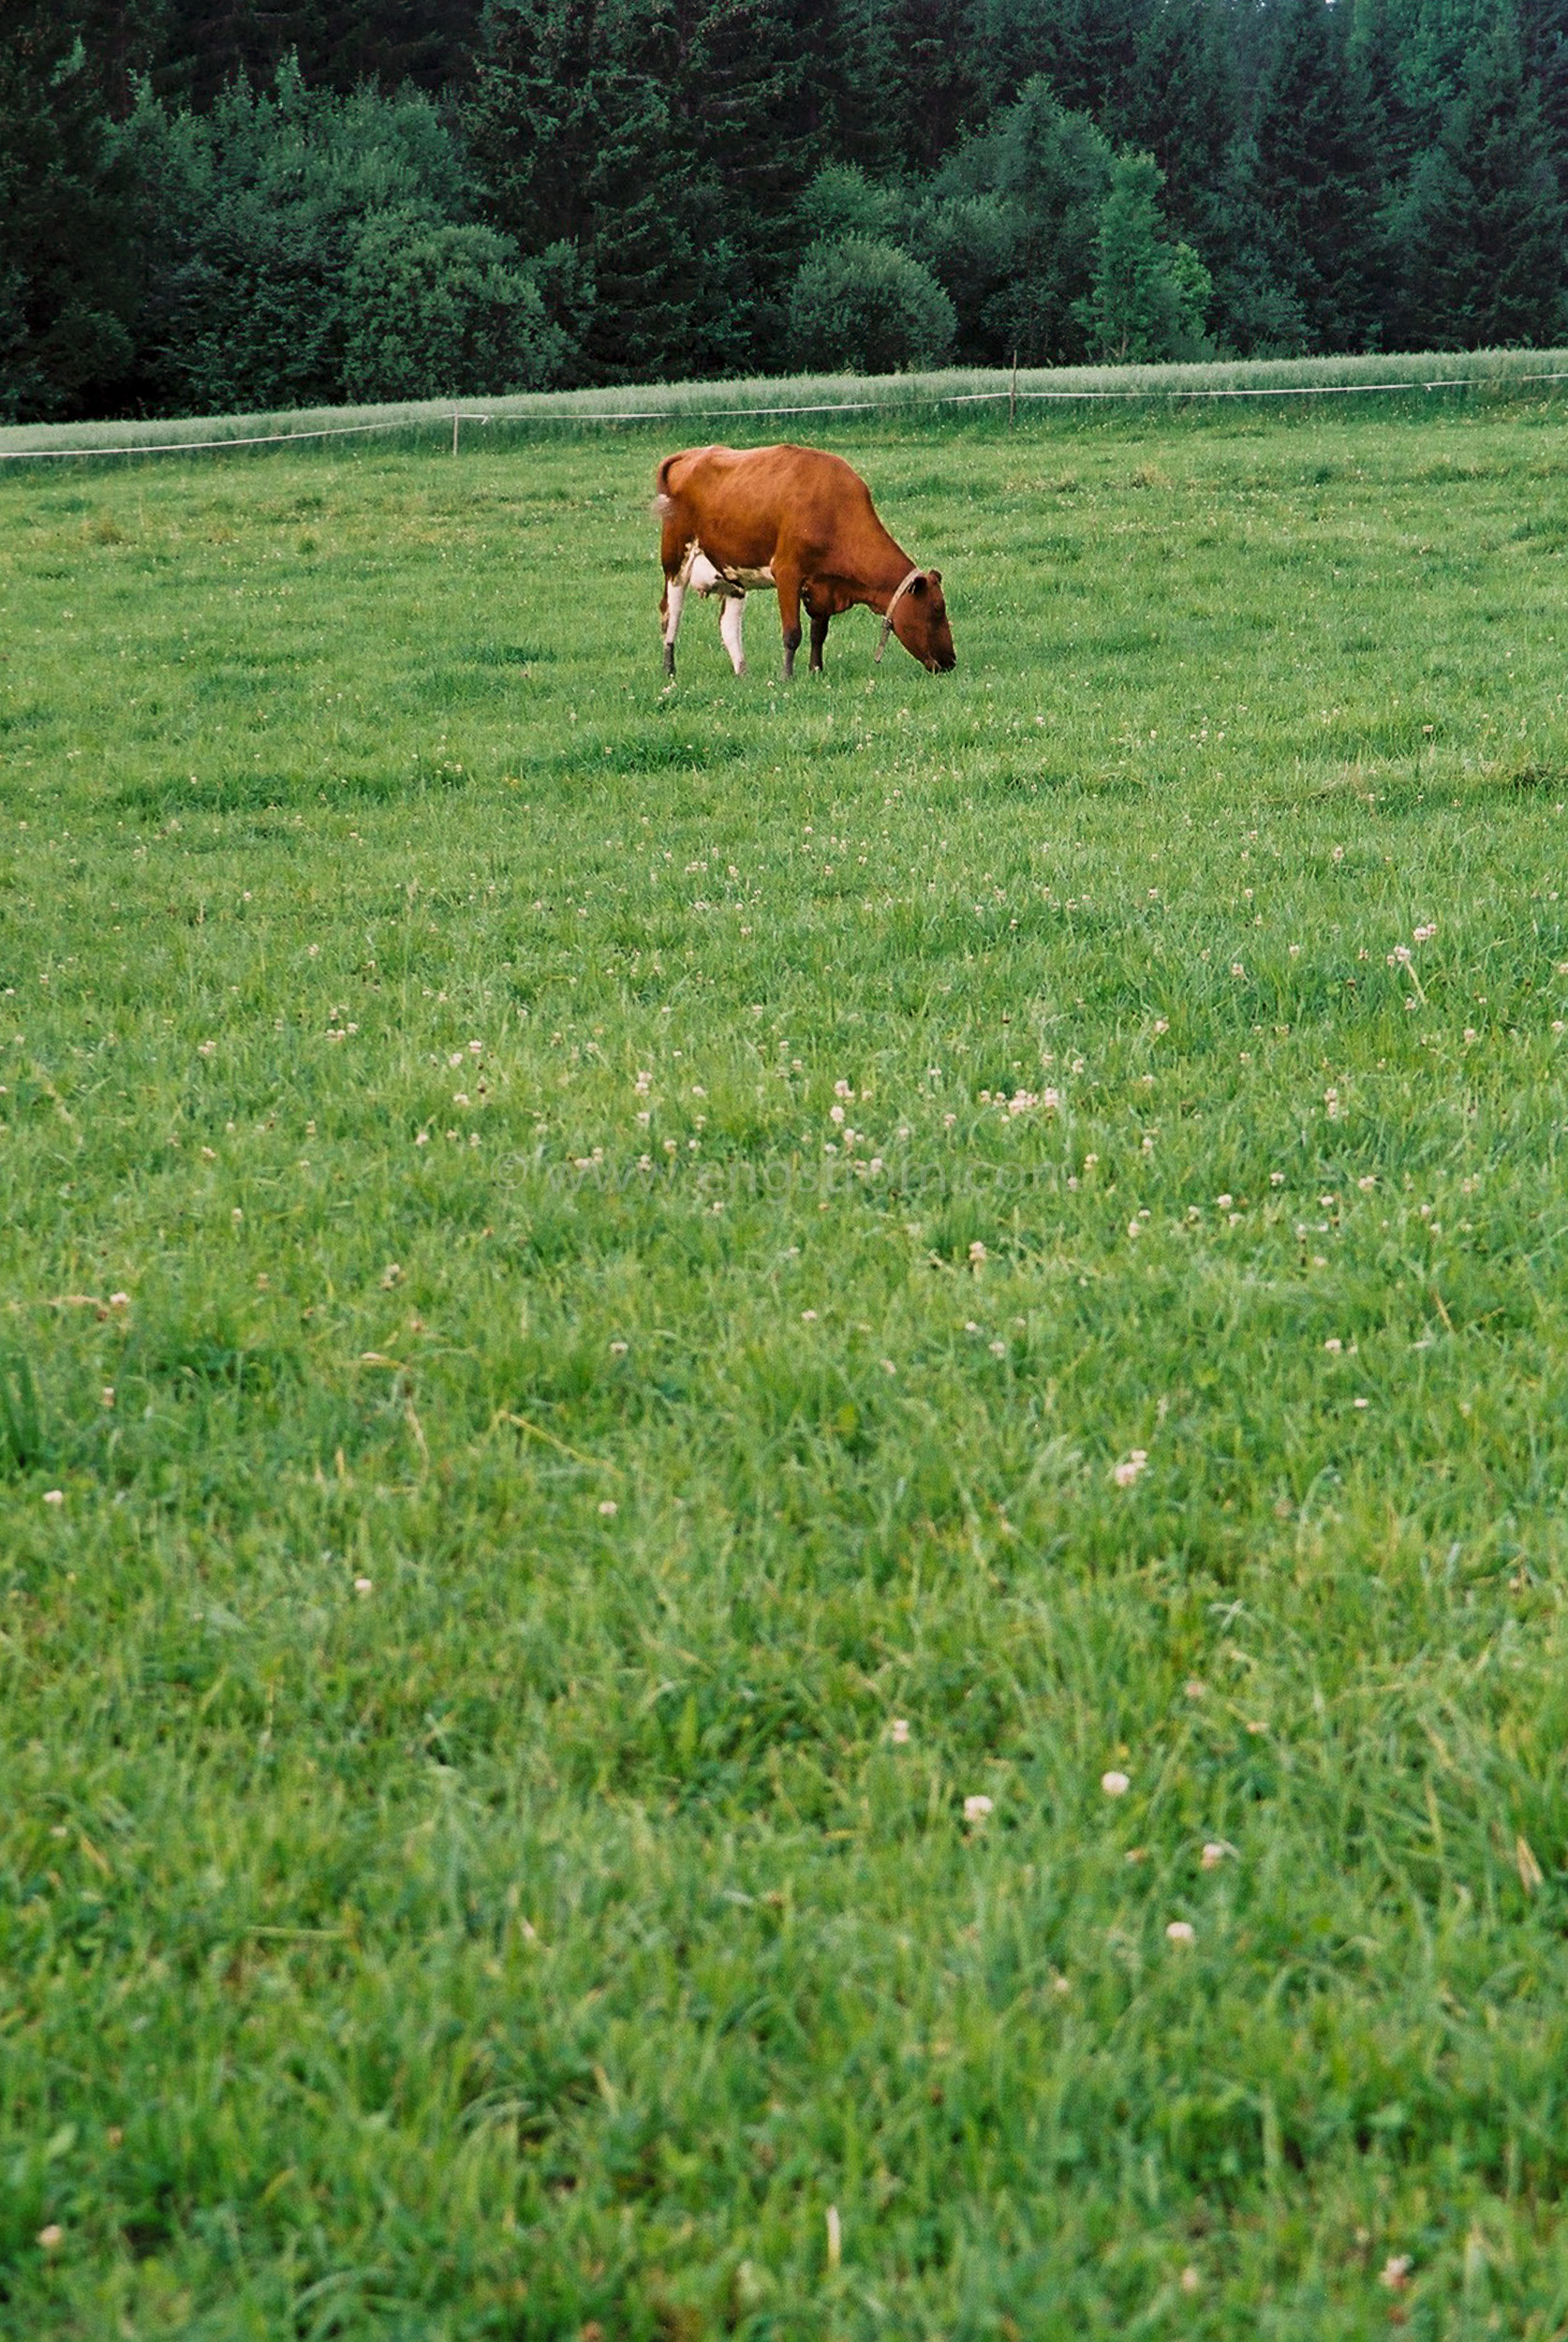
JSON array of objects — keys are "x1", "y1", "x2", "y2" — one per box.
[
  {"x1": 719, "y1": 590, "x2": 747, "y2": 676},
  {"x1": 808, "y1": 611, "x2": 830, "y2": 674}
]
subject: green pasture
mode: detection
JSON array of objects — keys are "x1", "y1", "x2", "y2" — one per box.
[{"x1": 3, "y1": 387, "x2": 1568, "y2": 2339}]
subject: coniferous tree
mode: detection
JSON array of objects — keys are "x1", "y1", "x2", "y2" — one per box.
[
  {"x1": 1120, "y1": 0, "x2": 1237, "y2": 224},
  {"x1": 1392, "y1": 10, "x2": 1566, "y2": 347},
  {"x1": 1381, "y1": 0, "x2": 1499, "y2": 140},
  {"x1": 1351, "y1": 0, "x2": 1424, "y2": 178},
  {"x1": 113, "y1": 62, "x2": 556, "y2": 412},
  {"x1": 476, "y1": 0, "x2": 733, "y2": 378},
  {"x1": 1251, "y1": 0, "x2": 1386, "y2": 350},
  {"x1": 1119, "y1": 0, "x2": 1280, "y2": 348},
  {"x1": 673, "y1": 0, "x2": 843, "y2": 356}
]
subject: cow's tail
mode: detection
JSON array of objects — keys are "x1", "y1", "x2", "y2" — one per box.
[{"x1": 652, "y1": 450, "x2": 685, "y2": 518}]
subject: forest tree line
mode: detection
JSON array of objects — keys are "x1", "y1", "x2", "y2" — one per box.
[{"x1": 4, "y1": 0, "x2": 1566, "y2": 420}]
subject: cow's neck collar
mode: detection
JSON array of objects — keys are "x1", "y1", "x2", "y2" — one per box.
[{"x1": 875, "y1": 567, "x2": 924, "y2": 663}]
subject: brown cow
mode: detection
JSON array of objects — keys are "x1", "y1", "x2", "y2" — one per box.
[{"x1": 655, "y1": 442, "x2": 954, "y2": 681}]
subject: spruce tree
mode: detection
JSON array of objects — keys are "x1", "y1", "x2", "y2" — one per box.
[
  {"x1": 1119, "y1": 0, "x2": 1238, "y2": 226},
  {"x1": 1350, "y1": 0, "x2": 1424, "y2": 178},
  {"x1": 1394, "y1": 10, "x2": 1566, "y2": 348},
  {"x1": 969, "y1": 79, "x2": 1116, "y2": 362},
  {"x1": 1078, "y1": 145, "x2": 1210, "y2": 359},
  {"x1": 1251, "y1": 0, "x2": 1386, "y2": 351},
  {"x1": 673, "y1": 0, "x2": 839, "y2": 349}
]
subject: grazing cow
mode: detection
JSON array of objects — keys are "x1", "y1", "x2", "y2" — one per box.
[{"x1": 655, "y1": 442, "x2": 955, "y2": 680}]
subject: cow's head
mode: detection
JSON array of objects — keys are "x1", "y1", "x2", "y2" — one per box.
[{"x1": 891, "y1": 571, "x2": 955, "y2": 673}]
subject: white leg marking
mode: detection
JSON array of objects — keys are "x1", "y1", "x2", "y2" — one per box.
[
  {"x1": 720, "y1": 592, "x2": 747, "y2": 674},
  {"x1": 663, "y1": 582, "x2": 686, "y2": 648}
]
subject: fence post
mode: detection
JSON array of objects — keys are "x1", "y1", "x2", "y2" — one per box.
[
  {"x1": 1010, "y1": 351, "x2": 1018, "y2": 428},
  {"x1": 452, "y1": 410, "x2": 461, "y2": 456}
]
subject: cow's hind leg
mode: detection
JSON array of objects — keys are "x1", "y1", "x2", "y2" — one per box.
[
  {"x1": 719, "y1": 591, "x2": 747, "y2": 676},
  {"x1": 660, "y1": 577, "x2": 686, "y2": 678},
  {"x1": 775, "y1": 565, "x2": 804, "y2": 680},
  {"x1": 809, "y1": 610, "x2": 830, "y2": 674}
]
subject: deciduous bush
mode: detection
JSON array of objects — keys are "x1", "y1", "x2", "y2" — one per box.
[
  {"x1": 788, "y1": 236, "x2": 955, "y2": 373},
  {"x1": 342, "y1": 215, "x2": 564, "y2": 400}
]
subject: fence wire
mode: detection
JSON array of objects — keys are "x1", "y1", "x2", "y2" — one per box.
[{"x1": 6, "y1": 367, "x2": 1568, "y2": 464}]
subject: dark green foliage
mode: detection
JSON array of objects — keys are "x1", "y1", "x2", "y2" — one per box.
[
  {"x1": 920, "y1": 81, "x2": 1114, "y2": 363},
  {"x1": 977, "y1": 0, "x2": 1146, "y2": 120},
  {"x1": 788, "y1": 234, "x2": 957, "y2": 367},
  {"x1": 869, "y1": 0, "x2": 983, "y2": 170},
  {"x1": 1516, "y1": 0, "x2": 1568, "y2": 149},
  {"x1": 151, "y1": 0, "x2": 485, "y2": 105},
  {"x1": 1119, "y1": 0, "x2": 1272, "y2": 350},
  {"x1": 0, "y1": 1, "x2": 140, "y2": 420},
  {"x1": 801, "y1": 162, "x2": 910, "y2": 245},
  {"x1": 6, "y1": 0, "x2": 1568, "y2": 415},
  {"x1": 115, "y1": 62, "x2": 559, "y2": 414},
  {"x1": 474, "y1": 0, "x2": 836, "y2": 378}
]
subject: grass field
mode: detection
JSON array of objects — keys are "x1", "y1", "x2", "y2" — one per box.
[{"x1": 3, "y1": 385, "x2": 1568, "y2": 2339}]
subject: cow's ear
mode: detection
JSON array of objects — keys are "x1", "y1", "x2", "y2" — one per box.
[
  {"x1": 928, "y1": 569, "x2": 942, "y2": 588},
  {"x1": 909, "y1": 573, "x2": 928, "y2": 597}
]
